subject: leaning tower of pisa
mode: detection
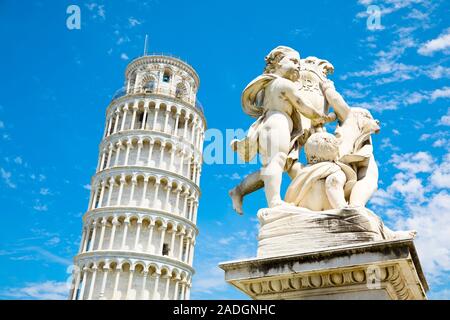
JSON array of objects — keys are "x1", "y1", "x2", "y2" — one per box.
[{"x1": 69, "y1": 54, "x2": 205, "y2": 300}]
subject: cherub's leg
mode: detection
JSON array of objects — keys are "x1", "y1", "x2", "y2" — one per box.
[
  {"x1": 261, "y1": 151, "x2": 288, "y2": 207},
  {"x1": 349, "y1": 156, "x2": 378, "y2": 207},
  {"x1": 287, "y1": 161, "x2": 303, "y2": 180},
  {"x1": 229, "y1": 171, "x2": 264, "y2": 215},
  {"x1": 325, "y1": 170, "x2": 347, "y2": 209},
  {"x1": 258, "y1": 115, "x2": 291, "y2": 208}
]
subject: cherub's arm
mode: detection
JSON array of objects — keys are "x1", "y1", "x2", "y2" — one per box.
[
  {"x1": 321, "y1": 80, "x2": 351, "y2": 122},
  {"x1": 281, "y1": 81, "x2": 328, "y2": 122}
]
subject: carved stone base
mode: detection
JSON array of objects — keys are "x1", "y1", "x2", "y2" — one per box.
[
  {"x1": 257, "y1": 206, "x2": 412, "y2": 258},
  {"x1": 219, "y1": 239, "x2": 428, "y2": 300}
]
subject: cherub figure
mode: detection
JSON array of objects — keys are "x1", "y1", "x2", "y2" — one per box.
[{"x1": 229, "y1": 46, "x2": 332, "y2": 211}]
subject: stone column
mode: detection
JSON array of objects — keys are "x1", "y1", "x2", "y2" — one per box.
[
  {"x1": 163, "y1": 274, "x2": 171, "y2": 300},
  {"x1": 106, "y1": 178, "x2": 115, "y2": 207},
  {"x1": 117, "y1": 174, "x2": 126, "y2": 206},
  {"x1": 90, "y1": 185, "x2": 99, "y2": 210},
  {"x1": 78, "y1": 267, "x2": 89, "y2": 300},
  {"x1": 140, "y1": 176, "x2": 149, "y2": 207},
  {"x1": 78, "y1": 228, "x2": 87, "y2": 254},
  {"x1": 99, "y1": 266, "x2": 110, "y2": 300},
  {"x1": 173, "y1": 276, "x2": 180, "y2": 300},
  {"x1": 159, "y1": 142, "x2": 166, "y2": 169},
  {"x1": 185, "y1": 282, "x2": 191, "y2": 300},
  {"x1": 97, "y1": 217, "x2": 107, "y2": 250},
  {"x1": 170, "y1": 228, "x2": 177, "y2": 258},
  {"x1": 178, "y1": 230, "x2": 185, "y2": 261},
  {"x1": 169, "y1": 146, "x2": 176, "y2": 170},
  {"x1": 145, "y1": 220, "x2": 156, "y2": 252},
  {"x1": 98, "y1": 151, "x2": 106, "y2": 172},
  {"x1": 152, "y1": 104, "x2": 160, "y2": 131},
  {"x1": 124, "y1": 139, "x2": 133, "y2": 166},
  {"x1": 71, "y1": 269, "x2": 81, "y2": 300},
  {"x1": 87, "y1": 266, "x2": 98, "y2": 300},
  {"x1": 125, "y1": 267, "x2": 135, "y2": 300},
  {"x1": 112, "y1": 266, "x2": 121, "y2": 299},
  {"x1": 121, "y1": 218, "x2": 130, "y2": 249},
  {"x1": 140, "y1": 270, "x2": 149, "y2": 300},
  {"x1": 108, "y1": 217, "x2": 119, "y2": 250},
  {"x1": 106, "y1": 117, "x2": 113, "y2": 137},
  {"x1": 135, "y1": 139, "x2": 143, "y2": 165},
  {"x1": 106, "y1": 144, "x2": 113, "y2": 168},
  {"x1": 182, "y1": 190, "x2": 189, "y2": 219},
  {"x1": 98, "y1": 181, "x2": 106, "y2": 208},
  {"x1": 134, "y1": 220, "x2": 142, "y2": 250},
  {"x1": 82, "y1": 225, "x2": 90, "y2": 253},
  {"x1": 147, "y1": 140, "x2": 154, "y2": 166},
  {"x1": 130, "y1": 103, "x2": 138, "y2": 130},
  {"x1": 113, "y1": 110, "x2": 120, "y2": 133},
  {"x1": 163, "y1": 109, "x2": 170, "y2": 133},
  {"x1": 120, "y1": 104, "x2": 129, "y2": 131},
  {"x1": 151, "y1": 271, "x2": 161, "y2": 299},
  {"x1": 190, "y1": 118, "x2": 197, "y2": 144},
  {"x1": 174, "y1": 186, "x2": 182, "y2": 214},
  {"x1": 88, "y1": 221, "x2": 98, "y2": 252},
  {"x1": 153, "y1": 179, "x2": 161, "y2": 208},
  {"x1": 188, "y1": 237, "x2": 196, "y2": 265},
  {"x1": 178, "y1": 150, "x2": 185, "y2": 176},
  {"x1": 179, "y1": 280, "x2": 186, "y2": 300},
  {"x1": 158, "y1": 224, "x2": 167, "y2": 255},
  {"x1": 129, "y1": 176, "x2": 137, "y2": 206},
  {"x1": 141, "y1": 103, "x2": 149, "y2": 130},
  {"x1": 183, "y1": 114, "x2": 189, "y2": 140},
  {"x1": 114, "y1": 142, "x2": 122, "y2": 167},
  {"x1": 164, "y1": 183, "x2": 172, "y2": 211},
  {"x1": 173, "y1": 111, "x2": 181, "y2": 136}
]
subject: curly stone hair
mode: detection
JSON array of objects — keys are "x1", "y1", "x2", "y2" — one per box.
[{"x1": 263, "y1": 46, "x2": 300, "y2": 74}]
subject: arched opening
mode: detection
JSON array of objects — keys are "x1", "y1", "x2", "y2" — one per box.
[
  {"x1": 175, "y1": 82, "x2": 187, "y2": 99},
  {"x1": 162, "y1": 69, "x2": 172, "y2": 83}
]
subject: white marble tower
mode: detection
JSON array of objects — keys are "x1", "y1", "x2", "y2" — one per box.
[{"x1": 70, "y1": 54, "x2": 206, "y2": 300}]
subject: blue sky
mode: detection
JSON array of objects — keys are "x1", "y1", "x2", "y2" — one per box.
[{"x1": 0, "y1": 0, "x2": 449, "y2": 299}]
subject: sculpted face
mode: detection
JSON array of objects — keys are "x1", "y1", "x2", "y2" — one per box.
[
  {"x1": 354, "y1": 108, "x2": 380, "y2": 134},
  {"x1": 278, "y1": 51, "x2": 301, "y2": 81}
]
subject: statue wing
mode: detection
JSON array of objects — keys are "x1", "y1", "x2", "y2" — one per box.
[{"x1": 241, "y1": 74, "x2": 277, "y2": 118}]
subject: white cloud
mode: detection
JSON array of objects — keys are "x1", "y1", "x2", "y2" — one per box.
[
  {"x1": 13, "y1": 156, "x2": 23, "y2": 165},
  {"x1": 438, "y1": 109, "x2": 450, "y2": 126},
  {"x1": 371, "y1": 150, "x2": 450, "y2": 285},
  {"x1": 393, "y1": 192, "x2": 450, "y2": 283},
  {"x1": 85, "y1": 3, "x2": 106, "y2": 20},
  {"x1": 0, "y1": 168, "x2": 16, "y2": 189},
  {"x1": 424, "y1": 65, "x2": 450, "y2": 79},
  {"x1": 389, "y1": 152, "x2": 434, "y2": 175},
  {"x1": 0, "y1": 120, "x2": 4, "y2": 129},
  {"x1": 218, "y1": 237, "x2": 234, "y2": 245},
  {"x1": 0, "y1": 281, "x2": 69, "y2": 300},
  {"x1": 82, "y1": 184, "x2": 91, "y2": 191},
  {"x1": 418, "y1": 28, "x2": 450, "y2": 56},
  {"x1": 430, "y1": 87, "x2": 450, "y2": 101},
  {"x1": 430, "y1": 153, "x2": 450, "y2": 189},
  {"x1": 33, "y1": 202, "x2": 48, "y2": 212},
  {"x1": 39, "y1": 188, "x2": 51, "y2": 196},
  {"x1": 128, "y1": 17, "x2": 142, "y2": 27},
  {"x1": 120, "y1": 53, "x2": 129, "y2": 60}
]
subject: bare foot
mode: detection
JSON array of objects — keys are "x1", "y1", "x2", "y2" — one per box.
[
  {"x1": 229, "y1": 187, "x2": 243, "y2": 215},
  {"x1": 269, "y1": 199, "x2": 292, "y2": 208}
]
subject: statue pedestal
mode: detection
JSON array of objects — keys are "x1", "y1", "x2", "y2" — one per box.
[{"x1": 219, "y1": 238, "x2": 428, "y2": 300}]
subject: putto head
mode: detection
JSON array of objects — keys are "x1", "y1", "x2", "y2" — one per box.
[{"x1": 264, "y1": 46, "x2": 301, "y2": 80}]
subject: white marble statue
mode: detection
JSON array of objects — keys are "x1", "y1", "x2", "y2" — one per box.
[
  {"x1": 229, "y1": 46, "x2": 415, "y2": 255},
  {"x1": 229, "y1": 48, "x2": 336, "y2": 214},
  {"x1": 284, "y1": 107, "x2": 380, "y2": 210}
]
